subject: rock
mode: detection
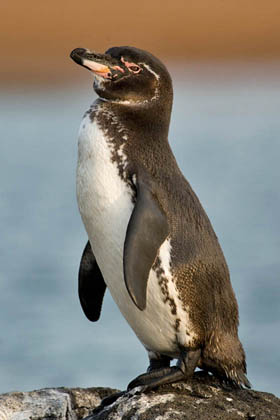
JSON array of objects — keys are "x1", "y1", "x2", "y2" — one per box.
[
  {"x1": 0, "y1": 373, "x2": 279, "y2": 420},
  {"x1": 88, "y1": 373, "x2": 280, "y2": 420},
  {"x1": 0, "y1": 387, "x2": 117, "y2": 420}
]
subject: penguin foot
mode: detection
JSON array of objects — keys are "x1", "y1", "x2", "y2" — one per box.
[
  {"x1": 127, "y1": 348, "x2": 202, "y2": 392},
  {"x1": 127, "y1": 366, "x2": 184, "y2": 391}
]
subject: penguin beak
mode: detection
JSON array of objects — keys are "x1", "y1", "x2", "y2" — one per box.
[{"x1": 70, "y1": 48, "x2": 112, "y2": 79}]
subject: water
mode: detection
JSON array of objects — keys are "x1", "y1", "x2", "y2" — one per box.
[{"x1": 1, "y1": 64, "x2": 279, "y2": 396}]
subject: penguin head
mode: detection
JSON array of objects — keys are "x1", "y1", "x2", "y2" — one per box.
[{"x1": 70, "y1": 46, "x2": 173, "y2": 106}]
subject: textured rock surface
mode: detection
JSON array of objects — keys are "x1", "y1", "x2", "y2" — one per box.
[
  {"x1": 0, "y1": 387, "x2": 116, "y2": 420},
  {"x1": 88, "y1": 373, "x2": 280, "y2": 420},
  {"x1": 0, "y1": 373, "x2": 279, "y2": 420}
]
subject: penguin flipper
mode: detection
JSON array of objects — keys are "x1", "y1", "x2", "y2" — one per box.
[
  {"x1": 78, "y1": 241, "x2": 106, "y2": 322},
  {"x1": 124, "y1": 174, "x2": 169, "y2": 311}
]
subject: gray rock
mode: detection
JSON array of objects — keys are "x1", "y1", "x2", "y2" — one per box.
[
  {"x1": 88, "y1": 373, "x2": 280, "y2": 420},
  {"x1": 0, "y1": 387, "x2": 116, "y2": 420},
  {"x1": 0, "y1": 374, "x2": 279, "y2": 420}
]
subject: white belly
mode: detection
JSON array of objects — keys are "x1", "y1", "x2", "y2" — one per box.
[{"x1": 76, "y1": 111, "x2": 194, "y2": 356}]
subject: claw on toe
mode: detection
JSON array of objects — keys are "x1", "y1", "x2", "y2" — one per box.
[{"x1": 100, "y1": 391, "x2": 126, "y2": 408}]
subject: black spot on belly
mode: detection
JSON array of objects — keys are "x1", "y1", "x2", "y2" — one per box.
[
  {"x1": 153, "y1": 256, "x2": 177, "y2": 317},
  {"x1": 175, "y1": 318, "x2": 181, "y2": 332},
  {"x1": 169, "y1": 298, "x2": 177, "y2": 315},
  {"x1": 88, "y1": 100, "x2": 136, "y2": 203}
]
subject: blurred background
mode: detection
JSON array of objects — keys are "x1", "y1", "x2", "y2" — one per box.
[{"x1": 1, "y1": 0, "x2": 279, "y2": 397}]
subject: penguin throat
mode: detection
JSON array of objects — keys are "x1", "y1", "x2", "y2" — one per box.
[{"x1": 98, "y1": 95, "x2": 160, "y2": 107}]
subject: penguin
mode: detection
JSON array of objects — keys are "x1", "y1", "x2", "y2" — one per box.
[{"x1": 70, "y1": 46, "x2": 250, "y2": 392}]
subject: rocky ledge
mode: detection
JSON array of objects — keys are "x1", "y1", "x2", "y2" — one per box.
[{"x1": 0, "y1": 373, "x2": 279, "y2": 420}]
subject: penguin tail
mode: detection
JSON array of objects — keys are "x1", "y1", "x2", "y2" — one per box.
[
  {"x1": 223, "y1": 366, "x2": 251, "y2": 389},
  {"x1": 202, "y1": 332, "x2": 251, "y2": 389}
]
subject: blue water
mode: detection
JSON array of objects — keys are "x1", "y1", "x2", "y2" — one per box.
[{"x1": 1, "y1": 63, "x2": 279, "y2": 396}]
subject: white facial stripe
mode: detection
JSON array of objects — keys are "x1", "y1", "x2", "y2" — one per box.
[
  {"x1": 141, "y1": 63, "x2": 160, "y2": 80},
  {"x1": 96, "y1": 60, "x2": 160, "y2": 105}
]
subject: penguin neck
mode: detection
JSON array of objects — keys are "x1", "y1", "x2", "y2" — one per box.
[{"x1": 97, "y1": 97, "x2": 172, "y2": 140}]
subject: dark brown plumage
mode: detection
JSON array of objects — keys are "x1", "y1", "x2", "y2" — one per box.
[{"x1": 71, "y1": 45, "x2": 250, "y2": 391}]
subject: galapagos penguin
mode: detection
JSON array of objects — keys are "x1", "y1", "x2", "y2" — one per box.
[{"x1": 70, "y1": 46, "x2": 250, "y2": 392}]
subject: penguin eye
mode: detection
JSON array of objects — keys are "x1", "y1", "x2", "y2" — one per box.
[
  {"x1": 129, "y1": 65, "x2": 141, "y2": 73},
  {"x1": 120, "y1": 57, "x2": 142, "y2": 74}
]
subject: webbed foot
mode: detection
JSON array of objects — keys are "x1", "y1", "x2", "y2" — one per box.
[
  {"x1": 127, "y1": 366, "x2": 184, "y2": 391},
  {"x1": 127, "y1": 348, "x2": 201, "y2": 392},
  {"x1": 92, "y1": 390, "x2": 126, "y2": 414}
]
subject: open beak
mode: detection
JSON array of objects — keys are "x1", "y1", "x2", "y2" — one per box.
[{"x1": 70, "y1": 48, "x2": 112, "y2": 78}]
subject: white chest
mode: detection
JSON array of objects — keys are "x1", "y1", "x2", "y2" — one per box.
[
  {"x1": 76, "y1": 110, "x2": 196, "y2": 357},
  {"x1": 76, "y1": 113, "x2": 133, "y2": 276}
]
